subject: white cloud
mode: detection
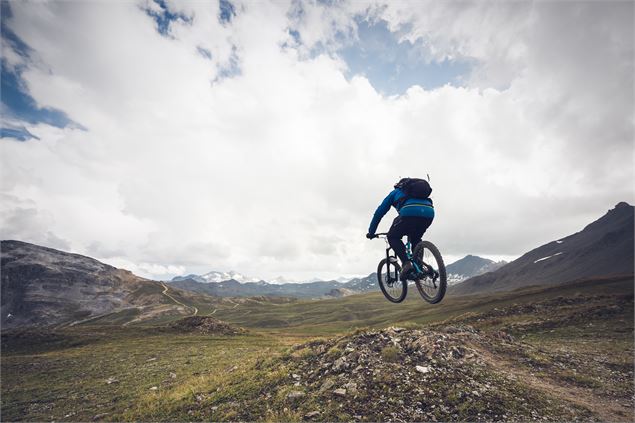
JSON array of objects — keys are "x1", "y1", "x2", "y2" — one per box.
[{"x1": 1, "y1": 0, "x2": 632, "y2": 281}]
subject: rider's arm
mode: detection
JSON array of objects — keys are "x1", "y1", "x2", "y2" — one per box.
[{"x1": 368, "y1": 189, "x2": 398, "y2": 235}]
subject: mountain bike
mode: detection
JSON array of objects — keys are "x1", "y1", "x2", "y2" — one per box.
[{"x1": 372, "y1": 233, "x2": 447, "y2": 304}]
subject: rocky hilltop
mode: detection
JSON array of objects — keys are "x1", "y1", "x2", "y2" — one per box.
[
  {"x1": 453, "y1": 202, "x2": 634, "y2": 294},
  {"x1": 0, "y1": 240, "x2": 204, "y2": 328}
]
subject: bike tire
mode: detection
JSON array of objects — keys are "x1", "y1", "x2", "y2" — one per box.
[
  {"x1": 377, "y1": 258, "x2": 407, "y2": 303},
  {"x1": 413, "y1": 241, "x2": 447, "y2": 304}
]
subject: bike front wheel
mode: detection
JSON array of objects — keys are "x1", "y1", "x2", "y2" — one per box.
[
  {"x1": 377, "y1": 258, "x2": 407, "y2": 303},
  {"x1": 412, "y1": 241, "x2": 447, "y2": 304}
]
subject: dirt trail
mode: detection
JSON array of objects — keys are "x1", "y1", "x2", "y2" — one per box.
[
  {"x1": 476, "y1": 344, "x2": 634, "y2": 422},
  {"x1": 66, "y1": 311, "x2": 117, "y2": 327},
  {"x1": 161, "y1": 283, "x2": 198, "y2": 316}
]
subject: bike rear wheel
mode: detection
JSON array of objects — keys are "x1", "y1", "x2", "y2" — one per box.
[
  {"x1": 377, "y1": 257, "x2": 407, "y2": 303},
  {"x1": 412, "y1": 241, "x2": 447, "y2": 304}
]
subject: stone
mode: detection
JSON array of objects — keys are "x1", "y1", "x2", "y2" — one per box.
[
  {"x1": 149, "y1": 386, "x2": 158, "y2": 391},
  {"x1": 317, "y1": 379, "x2": 334, "y2": 394},
  {"x1": 169, "y1": 372, "x2": 177, "y2": 379},
  {"x1": 416, "y1": 366, "x2": 431, "y2": 374},
  {"x1": 305, "y1": 411, "x2": 320, "y2": 419},
  {"x1": 333, "y1": 388, "x2": 347, "y2": 397},
  {"x1": 106, "y1": 377, "x2": 119, "y2": 384},
  {"x1": 287, "y1": 390, "x2": 306, "y2": 399},
  {"x1": 333, "y1": 356, "x2": 347, "y2": 371},
  {"x1": 343, "y1": 382, "x2": 359, "y2": 396}
]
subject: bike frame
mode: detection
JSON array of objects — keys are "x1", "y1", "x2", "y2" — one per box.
[
  {"x1": 376, "y1": 234, "x2": 425, "y2": 279},
  {"x1": 405, "y1": 241, "x2": 425, "y2": 274}
]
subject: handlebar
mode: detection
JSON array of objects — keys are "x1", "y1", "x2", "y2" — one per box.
[{"x1": 370, "y1": 232, "x2": 389, "y2": 239}]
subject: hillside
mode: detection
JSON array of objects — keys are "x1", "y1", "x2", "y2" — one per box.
[
  {"x1": 452, "y1": 202, "x2": 634, "y2": 295},
  {"x1": 0, "y1": 240, "x2": 214, "y2": 328}
]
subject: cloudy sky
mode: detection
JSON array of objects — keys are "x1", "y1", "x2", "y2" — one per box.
[{"x1": 1, "y1": 0, "x2": 633, "y2": 281}]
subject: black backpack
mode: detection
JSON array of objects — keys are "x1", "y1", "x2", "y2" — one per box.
[{"x1": 394, "y1": 177, "x2": 432, "y2": 206}]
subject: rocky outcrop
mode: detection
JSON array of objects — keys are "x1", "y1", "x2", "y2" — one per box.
[
  {"x1": 324, "y1": 288, "x2": 356, "y2": 298},
  {"x1": 208, "y1": 322, "x2": 631, "y2": 422}
]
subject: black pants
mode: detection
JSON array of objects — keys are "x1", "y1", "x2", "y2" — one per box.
[{"x1": 387, "y1": 216, "x2": 433, "y2": 263}]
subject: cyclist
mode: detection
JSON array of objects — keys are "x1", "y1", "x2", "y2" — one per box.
[{"x1": 366, "y1": 178, "x2": 434, "y2": 280}]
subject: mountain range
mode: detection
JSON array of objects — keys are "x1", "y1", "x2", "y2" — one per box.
[
  {"x1": 168, "y1": 274, "x2": 378, "y2": 299},
  {"x1": 172, "y1": 270, "x2": 261, "y2": 284},
  {"x1": 167, "y1": 254, "x2": 504, "y2": 298},
  {"x1": 171, "y1": 271, "x2": 359, "y2": 285},
  {"x1": 1, "y1": 202, "x2": 632, "y2": 328}
]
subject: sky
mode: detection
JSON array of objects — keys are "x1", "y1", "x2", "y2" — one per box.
[{"x1": 1, "y1": 0, "x2": 633, "y2": 281}]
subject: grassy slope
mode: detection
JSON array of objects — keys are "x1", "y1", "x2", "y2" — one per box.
[
  {"x1": 1, "y1": 275, "x2": 633, "y2": 421},
  {"x1": 209, "y1": 275, "x2": 634, "y2": 334}
]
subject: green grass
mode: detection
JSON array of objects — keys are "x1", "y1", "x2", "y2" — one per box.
[
  {"x1": 203, "y1": 275, "x2": 633, "y2": 335},
  {"x1": 1, "y1": 328, "x2": 295, "y2": 422}
]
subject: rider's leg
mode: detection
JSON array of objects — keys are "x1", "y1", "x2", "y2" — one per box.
[
  {"x1": 407, "y1": 217, "x2": 434, "y2": 252},
  {"x1": 407, "y1": 217, "x2": 434, "y2": 276},
  {"x1": 389, "y1": 217, "x2": 427, "y2": 281},
  {"x1": 387, "y1": 216, "x2": 409, "y2": 264}
]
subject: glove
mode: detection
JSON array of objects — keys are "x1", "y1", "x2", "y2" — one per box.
[{"x1": 366, "y1": 233, "x2": 375, "y2": 239}]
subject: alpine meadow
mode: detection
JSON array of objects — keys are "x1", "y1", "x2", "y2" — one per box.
[{"x1": 1, "y1": 1, "x2": 633, "y2": 422}]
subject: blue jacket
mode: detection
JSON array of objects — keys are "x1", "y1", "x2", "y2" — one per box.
[{"x1": 368, "y1": 188, "x2": 434, "y2": 235}]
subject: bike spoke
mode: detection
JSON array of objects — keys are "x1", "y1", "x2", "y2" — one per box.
[
  {"x1": 412, "y1": 242, "x2": 447, "y2": 304},
  {"x1": 380, "y1": 262, "x2": 404, "y2": 302}
]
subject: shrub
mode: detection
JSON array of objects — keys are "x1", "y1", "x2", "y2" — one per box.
[{"x1": 381, "y1": 346, "x2": 400, "y2": 362}]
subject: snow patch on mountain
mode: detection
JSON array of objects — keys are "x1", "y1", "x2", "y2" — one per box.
[
  {"x1": 534, "y1": 252, "x2": 564, "y2": 263},
  {"x1": 201, "y1": 270, "x2": 262, "y2": 283},
  {"x1": 172, "y1": 270, "x2": 261, "y2": 284}
]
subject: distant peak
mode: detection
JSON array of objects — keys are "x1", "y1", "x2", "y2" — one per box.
[{"x1": 614, "y1": 201, "x2": 632, "y2": 209}]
